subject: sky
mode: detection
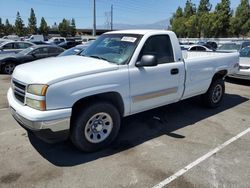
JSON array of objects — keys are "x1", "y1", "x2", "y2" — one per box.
[{"x1": 0, "y1": 0, "x2": 240, "y2": 29}]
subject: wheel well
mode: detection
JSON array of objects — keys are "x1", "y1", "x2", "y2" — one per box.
[
  {"x1": 212, "y1": 70, "x2": 228, "y2": 81},
  {"x1": 72, "y1": 92, "x2": 125, "y2": 118}
]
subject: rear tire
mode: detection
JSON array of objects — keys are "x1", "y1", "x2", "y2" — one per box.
[
  {"x1": 202, "y1": 79, "x2": 225, "y2": 108},
  {"x1": 70, "y1": 102, "x2": 121, "y2": 152},
  {"x1": 3, "y1": 62, "x2": 16, "y2": 75}
]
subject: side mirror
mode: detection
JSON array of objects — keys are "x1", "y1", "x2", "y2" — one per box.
[{"x1": 136, "y1": 55, "x2": 158, "y2": 67}]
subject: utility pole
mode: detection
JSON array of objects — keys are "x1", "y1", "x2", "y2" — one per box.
[
  {"x1": 93, "y1": 0, "x2": 96, "y2": 36},
  {"x1": 111, "y1": 4, "x2": 113, "y2": 31}
]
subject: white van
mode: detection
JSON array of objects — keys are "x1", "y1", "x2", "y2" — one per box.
[{"x1": 25, "y1": 35, "x2": 44, "y2": 42}]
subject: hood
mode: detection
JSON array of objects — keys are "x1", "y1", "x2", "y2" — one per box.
[
  {"x1": 12, "y1": 55, "x2": 119, "y2": 84},
  {"x1": 240, "y1": 57, "x2": 250, "y2": 67}
]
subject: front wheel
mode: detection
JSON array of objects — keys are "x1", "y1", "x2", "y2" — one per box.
[
  {"x1": 202, "y1": 79, "x2": 225, "y2": 108},
  {"x1": 3, "y1": 62, "x2": 16, "y2": 74},
  {"x1": 70, "y1": 102, "x2": 121, "y2": 152}
]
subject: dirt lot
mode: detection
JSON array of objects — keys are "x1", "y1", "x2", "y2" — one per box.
[{"x1": 0, "y1": 75, "x2": 249, "y2": 188}]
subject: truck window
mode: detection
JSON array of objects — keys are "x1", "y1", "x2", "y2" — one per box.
[{"x1": 139, "y1": 35, "x2": 174, "y2": 64}]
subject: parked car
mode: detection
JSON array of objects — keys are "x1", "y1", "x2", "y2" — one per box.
[
  {"x1": 217, "y1": 41, "x2": 250, "y2": 52},
  {"x1": 82, "y1": 36, "x2": 97, "y2": 44},
  {"x1": 58, "y1": 41, "x2": 82, "y2": 49},
  {"x1": 188, "y1": 45, "x2": 213, "y2": 52},
  {"x1": 228, "y1": 46, "x2": 250, "y2": 80},
  {"x1": 0, "y1": 45, "x2": 64, "y2": 74},
  {"x1": 8, "y1": 30, "x2": 239, "y2": 152},
  {"x1": 0, "y1": 41, "x2": 34, "y2": 55},
  {"x1": 47, "y1": 37, "x2": 66, "y2": 45},
  {"x1": 2, "y1": 35, "x2": 20, "y2": 41},
  {"x1": 58, "y1": 44, "x2": 90, "y2": 56},
  {"x1": 25, "y1": 35, "x2": 44, "y2": 42}
]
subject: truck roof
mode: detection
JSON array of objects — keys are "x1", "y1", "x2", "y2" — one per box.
[{"x1": 105, "y1": 29, "x2": 173, "y2": 35}]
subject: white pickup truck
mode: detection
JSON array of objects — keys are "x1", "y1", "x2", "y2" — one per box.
[{"x1": 7, "y1": 30, "x2": 239, "y2": 152}]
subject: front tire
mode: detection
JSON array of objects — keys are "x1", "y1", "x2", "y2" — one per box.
[
  {"x1": 202, "y1": 79, "x2": 225, "y2": 108},
  {"x1": 70, "y1": 102, "x2": 121, "y2": 152},
  {"x1": 3, "y1": 62, "x2": 16, "y2": 74}
]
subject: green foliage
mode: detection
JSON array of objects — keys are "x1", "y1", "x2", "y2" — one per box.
[
  {"x1": 15, "y1": 11, "x2": 25, "y2": 36},
  {"x1": 0, "y1": 18, "x2": 4, "y2": 36},
  {"x1": 231, "y1": 0, "x2": 250, "y2": 36},
  {"x1": 39, "y1": 17, "x2": 49, "y2": 36},
  {"x1": 170, "y1": 0, "x2": 248, "y2": 37},
  {"x1": 70, "y1": 18, "x2": 76, "y2": 37},
  {"x1": 28, "y1": 8, "x2": 37, "y2": 34},
  {"x1": 213, "y1": 0, "x2": 232, "y2": 37},
  {"x1": 184, "y1": 0, "x2": 196, "y2": 18},
  {"x1": 4, "y1": 19, "x2": 14, "y2": 35},
  {"x1": 58, "y1": 18, "x2": 71, "y2": 37}
]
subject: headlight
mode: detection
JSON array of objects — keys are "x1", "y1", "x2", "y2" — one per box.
[
  {"x1": 27, "y1": 84, "x2": 48, "y2": 96},
  {"x1": 26, "y1": 98, "x2": 46, "y2": 111}
]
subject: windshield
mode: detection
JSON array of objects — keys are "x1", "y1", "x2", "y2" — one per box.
[
  {"x1": 58, "y1": 46, "x2": 85, "y2": 57},
  {"x1": 18, "y1": 47, "x2": 35, "y2": 55},
  {"x1": 80, "y1": 34, "x2": 142, "y2": 65},
  {"x1": 240, "y1": 47, "x2": 250, "y2": 57},
  {"x1": 218, "y1": 43, "x2": 241, "y2": 51}
]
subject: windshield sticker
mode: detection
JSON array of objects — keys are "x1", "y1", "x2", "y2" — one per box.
[{"x1": 121, "y1": 37, "x2": 137, "y2": 43}]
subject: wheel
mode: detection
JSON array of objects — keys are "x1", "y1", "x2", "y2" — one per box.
[
  {"x1": 70, "y1": 102, "x2": 121, "y2": 152},
  {"x1": 202, "y1": 79, "x2": 225, "y2": 108},
  {"x1": 3, "y1": 62, "x2": 16, "y2": 74}
]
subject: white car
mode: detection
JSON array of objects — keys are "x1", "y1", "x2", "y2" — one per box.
[
  {"x1": 8, "y1": 30, "x2": 239, "y2": 152},
  {"x1": 229, "y1": 46, "x2": 250, "y2": 80},
  {"x1": 188, "y1": 45, "x2": 213, "y2": 52}
]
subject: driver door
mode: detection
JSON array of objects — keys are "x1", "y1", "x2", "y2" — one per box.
[{"x1": 129, "y1": 35, "x2": 185, "y2": 114}]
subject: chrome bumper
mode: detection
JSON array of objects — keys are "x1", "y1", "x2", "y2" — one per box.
[{"x1": 10, "y1": 107, "x2": 70, "y2": 132}]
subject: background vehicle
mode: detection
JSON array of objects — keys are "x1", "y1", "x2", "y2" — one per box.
[
  {"x1": 82, "y1": 36, "x2": 97, "y2": 44},
  {"x1": 2, "y1": 35, "x2": 20, "y2": 41},
  {"x1": 47, "y1": 37, "x2": 66, "y2": 45},
  {"x1": 8, "y1": 30, "x2": 239, "y2": 152},
  {"x1": 0, "y1": 41, "x2": 34, "y2": 55},
  {"x1": 188, "y1": 45, "x2": 213, "y2": 52},
  {"x1": 25, "y1": 35, "x2": 44, "y2": 42},
  {"x1": 217, "y1": 41, "x2": 250, "y2": 52},
  {"x1": 0, "y1": 45, "x2": 64, "y2": 74},
  {"x1": 228, "y1": 46, "x2": 250, "y2": 80},
  {"x1": 58, "y1": 41, "x2": 82, "y2": 49}
]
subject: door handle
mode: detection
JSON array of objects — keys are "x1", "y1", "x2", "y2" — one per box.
[{"x1": 171, "y1": 68, "x2": 179, "y2": 75}]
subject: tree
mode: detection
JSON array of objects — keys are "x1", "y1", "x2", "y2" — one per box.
[
  {"x1": 4, "y1": 19, "x2": 14, "y2": 35},
  {"x1": 170, "y1": 7, "x2": 186, "y2": 37},
  {"x1": 0, "y1": 18, "x2": 4, "y2": 36},
  {"x1": 184, "y1": 0, "x2": 196, "y2": 18},
  {"x1": 58, "y1": 18, "x2": 70, "y2": 37},
  {"x1": 213, "y1": 0, "x2": 232, "y2": 37},
  {"x1": 39, "y1": 17, "x2": 49, "y2": 36},
  {"x1": 70, "y1": 18, "x2": 76, "y2": 37},
  {"x1": 197, "y1": 0, "x2": 212, "y2": 37},
  {"x1": 28, "y1": 8, "x2": 37, "y2": 34},
  {"x1": 15, "y1": 11, "x2": 25, "y2": 36},
  {"x1": 197, "y1": 0, "x2": 212, "y2": 14},
  {"x1": 231, "y1": 0, "x2": 250, "y2": 37}
]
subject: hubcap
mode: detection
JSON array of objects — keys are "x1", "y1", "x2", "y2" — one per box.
[
  {"x1": 84, "y1": 112, "x2": 113, "y2": 144},
  {"x1": 5, "y1": 64, "x2": 15, "y2": 74},
  {"x1": 212, "y1": 84, "x2": 223, "y2": 103}
]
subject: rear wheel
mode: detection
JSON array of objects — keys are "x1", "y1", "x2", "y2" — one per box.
[
  {"x1": 3, "y1": 62, "x2": 16, "y2": 74},
  {"x1": 70, "y1": 102, "x2": 121, "y2": 152},
  {"x1": 202, "y1": 79, "x2": 225, "y2": 108}
]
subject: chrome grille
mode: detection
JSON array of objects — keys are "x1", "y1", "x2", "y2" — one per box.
[{"x1": 12, "y1": 80, "x2": 26, "y2": 104}]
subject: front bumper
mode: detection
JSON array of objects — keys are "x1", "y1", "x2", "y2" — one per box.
[{"x1": 7, "y1": 88, "x2": 72, "y2": 142}]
